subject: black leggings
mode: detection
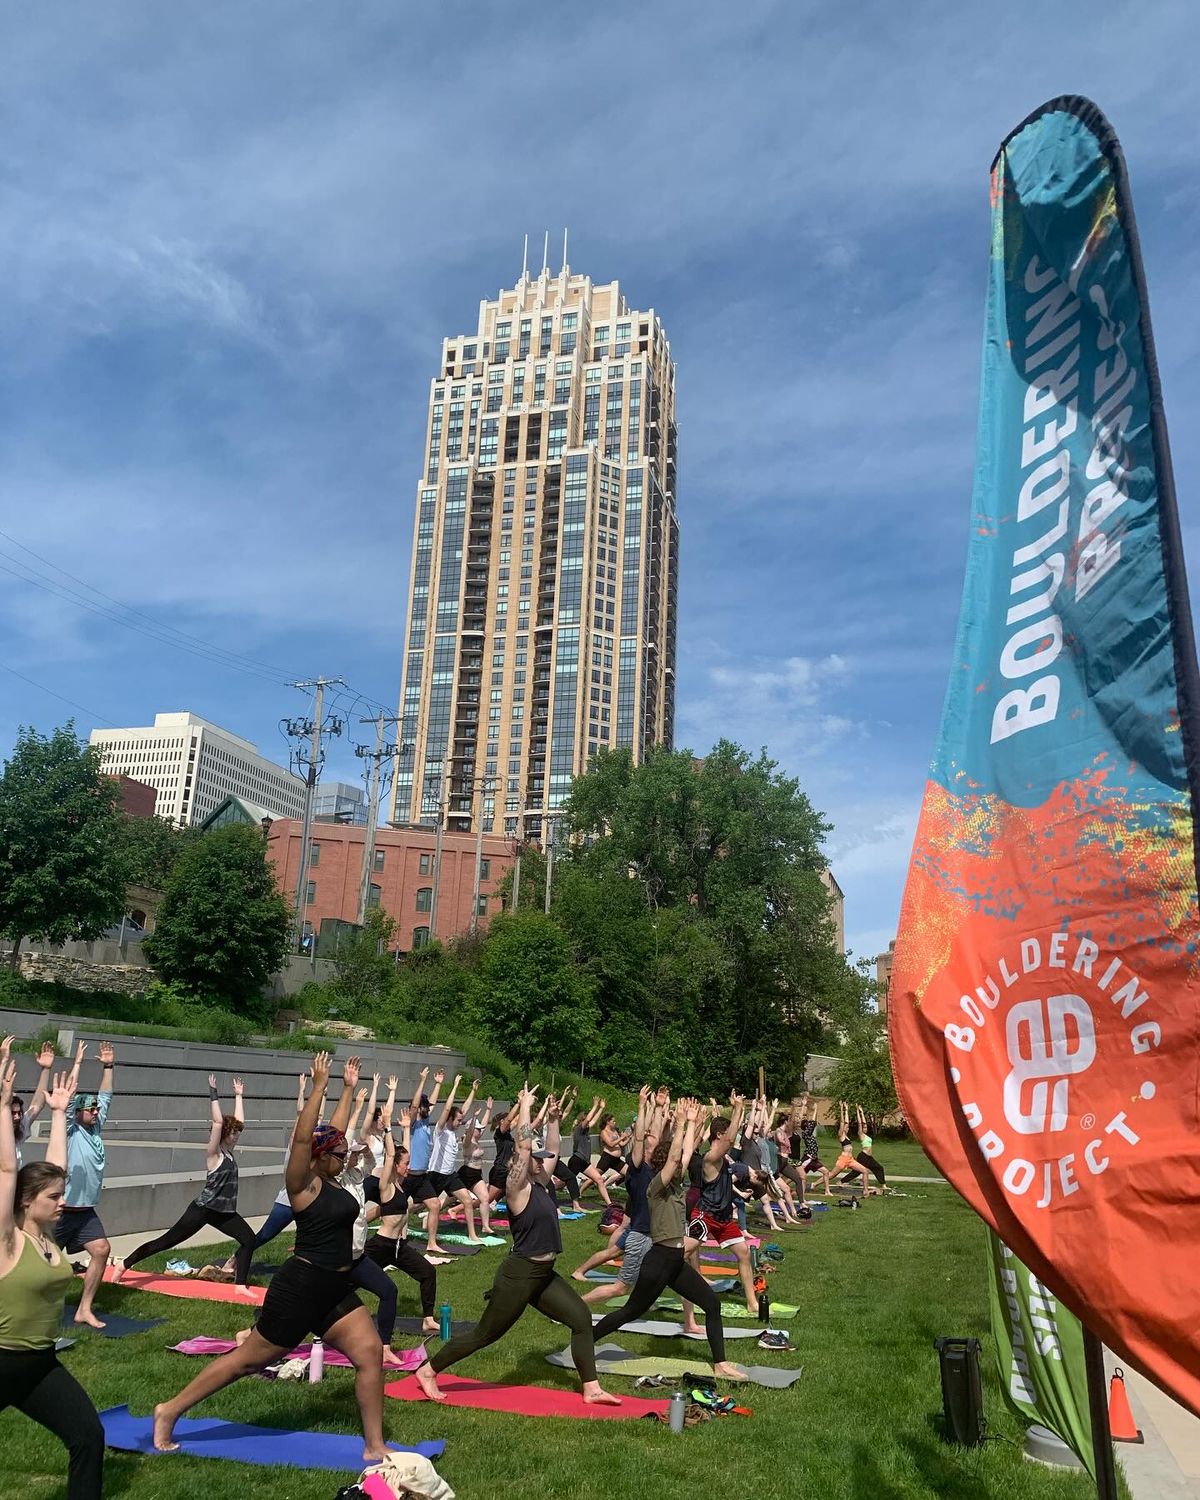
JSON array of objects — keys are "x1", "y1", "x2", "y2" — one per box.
[
  {"x1": 349, "y1": 1253, "x2": 398, "y2": 1344},
  {"x1": 593, "y1": 1244, "x2": 727, "y2": 1362},
  {"x1": 551, "y1": 1160, "x2": 581, "y2": 1200},
  {"x1": 123, "y1": 1201, "x2": 256, "y2": 1284},
  {"x1": 365, "y1": 1233, "x2": 438, "y2": 1317},
  {"x1": 855, "y1": 1151, "x2": 886, "y2": 1186},
  {"x1": 430, "y1": 1254, "x2": 596, "y2": 1382},
  {"x1": 0, "y1": 1346, "x2": 104, "y2": 1500}
]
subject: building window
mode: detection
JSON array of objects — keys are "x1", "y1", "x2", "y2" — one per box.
[
  {"x1": 419, "y1": 853, "x2": 432, "y2": 875},
  {"x1": 305, "y1": 880, "x2": 316, "y2": 903},
  {"x1": 415, "y1": 886, "x2": 433, "y2": 912},
  {"x1": 373, "y1": 848, "x2": 386, "y2": 872},
  {"x1": 412, "y1": 926, "x2": 430, "y2": 949},
  {"x1": 368, "y1": 883, "x2": 382, "y2": 909},
  {"x1": 476, "y1": 895, "x2": 488, "y2": 916},
  {"x1": 308, "y1": 841, "x2": 320, "y2": 866},
  {"x1": 479, "y1": 858, "x2": 491, "y2": 881}
]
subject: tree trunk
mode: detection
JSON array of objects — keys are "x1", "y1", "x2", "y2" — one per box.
[{"x1": 7, "y1": 935, "x2": 22, "y2": 970}]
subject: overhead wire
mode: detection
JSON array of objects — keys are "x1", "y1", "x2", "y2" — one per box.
[{"x1": 0, "y1": 661, "x2": 117, "y2": 727}]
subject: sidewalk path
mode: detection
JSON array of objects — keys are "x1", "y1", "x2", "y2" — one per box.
[{"x1": 1107, "y1": 1352, "x2": 1200, "y2": 1499}]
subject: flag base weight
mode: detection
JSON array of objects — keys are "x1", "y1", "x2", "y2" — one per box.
[{"x1": 1023, "y1": 1424, "x2": 1085, "y2": 1471}]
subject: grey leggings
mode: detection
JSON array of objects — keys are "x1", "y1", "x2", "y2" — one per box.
[{"x1": 430, "y1": 1253, "x2": 596, "y2": 1382}]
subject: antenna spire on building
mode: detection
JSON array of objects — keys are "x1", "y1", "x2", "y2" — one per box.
[
  {"x1": 521, "y1": 233, "x2": 529, "y2": 282},
  {"x1": 562, "y1": 228, "x2": 569, "y2": 274},
  {"x1": 541, "y1": 230, "x2": 549, "y2": 275}
]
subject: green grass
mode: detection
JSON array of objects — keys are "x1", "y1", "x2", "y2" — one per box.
[{"x1": 2, "y1": 1180, "x2": 1126, "y2": 1500}]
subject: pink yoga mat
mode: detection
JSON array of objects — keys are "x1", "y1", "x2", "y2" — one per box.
[
  {"x1": 172, "y1": 1337, "x2": 426, "y2": 1371},
  {"x1": 104, "y1": 1269, "x2": 266, "y2": 1305},
  {"x1": 386, "y1": 1373, "x2": 668, "y2": 1421}
]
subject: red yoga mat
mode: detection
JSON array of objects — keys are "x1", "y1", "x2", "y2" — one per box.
[
  {"x1": 104, "y1": 1269, "x2": 266, "y2": 1306},
  {"x1": 385, "y1": 1372, "x2": 668, "y2": 1421}
]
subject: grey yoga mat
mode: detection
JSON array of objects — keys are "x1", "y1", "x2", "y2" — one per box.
[
  {"x1": 594, "y1": 1317, "x2": 761, "y2": 1340},
  {"x1": 550, "y1": 1343, "x2": 803, "y2": 1388}
]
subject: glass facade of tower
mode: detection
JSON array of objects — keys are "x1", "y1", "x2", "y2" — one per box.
[{"x1": 391, "y1": 266, "x2": 678, "y2": 839}]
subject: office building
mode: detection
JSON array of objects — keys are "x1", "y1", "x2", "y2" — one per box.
[
  {"x1": 390, "y1": 250, "x2": 679, "y2": 838},
  {"x1": 90, "y1": 711, "x2": 307, "y2": 827},
  {"x1": 312, "y1": 780, "x2": 367, "y2": 824}
]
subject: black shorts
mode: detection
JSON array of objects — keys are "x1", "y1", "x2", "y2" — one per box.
[
  {"x1": 426, "y1": 1170, "x2": 464, "y2": 1196},
  {"x1": 597, "y1": 1152, "x2": 624, "y2": 1175},
  {"x1": 488, "y1": 1163, "x2": 509, "y2": 1191},
  {"x1": 405, "y1": 1172, "x2": 436, "y2": 1203},
  {"x1": 567, "y1": 1154, "x2": 590, "y2": 1176},
  {"x1": 55, "y1": 1207, "x2": 107, "y2": 1255},
  {"x1": 801, "y1": 1155, "x2": 823, "y2": 1173},
  {"x1": 256, "y1": 1256, "x2": 362, "y2": 1349},
  {"x1": 459, "y1": 1166, "x2": 483, "y2": 1190}
]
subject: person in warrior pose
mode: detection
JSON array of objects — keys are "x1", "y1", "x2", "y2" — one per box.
[
  {"x1": 567, "y1": 1096, "x2": 613, "y2": 1206},
  {"x1": 797, "y1": 1092, "x2": 833, "y2": 1196},
  {"x1": 412, "y1": 1086, "x2": 619, "y2": 1407},
  {"x1": 152, "y1": 1054, "x2": 389, "y2": 1462},
  {"x1": 115, "y1": 1075, "x2": 256, "y2": 1291},
  {"x1": 423, "y1": 1074, "x2": 483, "y2": 1242},
  {"x1": 692, "y1": 1094, "x2": 758, "y2": 1319},
  {"x1": 363, "y1": 1109, "x2": 439, "y2": 1337},
  {"x1": 852, "y1": 1103, "x2": 887, "y2": 1189},
  {"x1": 55, "y1": 1042, "x2": 117, "y2": 1330},
  {"x1": 459, "y1": 1096, "x2": 495, "y2": 1233},
  {"x1": 829, "y1": 1101, "x2": 878, "y2": 1195}
]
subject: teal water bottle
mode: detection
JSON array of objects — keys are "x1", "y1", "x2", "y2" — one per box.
[{"x1": 438, "y1": 1302, "x2": 452, "y2": 1340}]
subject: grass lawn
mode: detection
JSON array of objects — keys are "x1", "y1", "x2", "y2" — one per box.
[{"x1": 4, "y1": 1178, "x2": 1124, "y2": 1500}]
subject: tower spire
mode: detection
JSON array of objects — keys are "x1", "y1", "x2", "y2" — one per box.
[
  {"x1": 541, "y1": 230, "x2": 549, "y2": 276},
  {"x1": 521, "y1": 233, "x2": 529, "y2": 282},
  {"x1": 562, "y1": 227, "x2": 569, "y2": 274}
]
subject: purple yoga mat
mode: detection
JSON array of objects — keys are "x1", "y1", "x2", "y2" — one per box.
[{"x1": 171, "y1": 1337, "x2": 427, "y2": 1371}]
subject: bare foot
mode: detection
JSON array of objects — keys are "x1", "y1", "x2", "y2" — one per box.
[
  {"x1": 232, "y1": 1286, "x2": 259, "y2": 1301},
  {"x1": 745, "y1": 1306, "x2": 758, "y2": 1320},
  {"x1": 382, "y1": 1348, "x2": 408, "y2": 1370},
  {"x1": 152, "y1": 1405, "x2": 181, "y2": 1453},
  {"x1": 571, "y1": 1270, "x2": 590, "y2": 1283},
  {"x1": 714, "y1": 1361, "x2": 749, "y2": 1381},
  {"x1": 363, "y1": 1444, "x2": 389, "y2": 1463},
  {"x1": 74, "y1": 1308, "x2": 106, "y2": 1330},
  {"x1": 682, "y1": 1321, "x2": 703, "y2": 1336},
  {"x1": 421, "y1": 1317, "x2": 440, "y2": 1336},
  {"x1": 466, "y1": 1235, "x2": 482, "y2": 1244},
  {"x1": 414, "y1": 1363, "x2": 446, "y2": 1402},
  {"x1": 582, "y1": 1381, "x2": 621, "y2": 1406},
  {"x1": 110, "y1": 1262, "x2": 126, "y2": 1285},
  {"x1": 425, "y1": 1244, "x2": 444, "y2": 1257},
  {"x1": 235, "y1": 1328, "x2": 253, "y2": 1345}
]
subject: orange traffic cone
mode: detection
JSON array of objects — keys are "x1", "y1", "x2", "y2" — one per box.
[{"x1": 1108, "y1": 1368, "x2": 1144, "y2": 1444}]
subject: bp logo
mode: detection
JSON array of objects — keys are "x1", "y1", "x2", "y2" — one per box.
[{"x1": 941, "y1": 930, "x2": 1161, "y2": 1210}]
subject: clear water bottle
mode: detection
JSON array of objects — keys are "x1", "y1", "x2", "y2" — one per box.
[
  {"x1": 438, "y1": 1301, "x2": 453, "y2": 1340},
  {"x1": 669, "y1": 1390, "x2": 687, "y2": 1434},
  {"x1": 309, "y1": 1337, "x2": 325, "y2": 1383}
]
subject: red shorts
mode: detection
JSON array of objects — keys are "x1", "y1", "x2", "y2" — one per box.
[{"x1": 701, "y1": 1214, "x2": 744, "y2": 1247}]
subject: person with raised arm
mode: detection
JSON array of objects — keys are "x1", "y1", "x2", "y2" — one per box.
[
  {"x1": 425, "y1": 1073, "x2": 483, "y2": 1241},
  {"x1": 340, "y1": 1088, "x2": 406, "y2": 1368},
  {"x1": 692, "y1": 1092, "x2": 758, "y2": 1317},
  {"x1": 576, "y1": 1084, "x2": 659, "y2": 1307},
  {"x1": 405, "y1": 1066, "x2": 449, "y2": 1253},
  {"x1": 0, "y1": 1051, "x2": 104, "y2": 1499},
  {"x1": 54, "y1": 1041, "x2": 116, "y2": 1329},
  {"x1": 567, "y1": 1097, "x2": 613, "y2": 1205},
  {"x1": 5, "y1": 1038, "x2": 83, "y2": 1170},
  {"x1": 152, "y1": 1053, "x2": 389, "y2": 1462},
  {"x1": 412, "y1": 1086, "x2": 619, "y2": 1406},
  {"x1": 364, "y1": 1107, "x2": 440, "y2": 1336},
  {"x1": 459, "y1": 1095, "x2": 495, "y2": 1233},
  {"x1": 115, "y1": 1074, "x2": 256, "y2": 1290},
  {"x1": 853, "y1": 1103, "x2": 887, "y2": 1190},
  {"x1": 593, "y1": 1098, "x2": 746, "y2": 1380},
  {"x1": 797, "y1": 1091, "x2": 833, "y2": 1196},
  {"x1": 829, "y1": 1100, "x2": 875, "y2": 1195}
]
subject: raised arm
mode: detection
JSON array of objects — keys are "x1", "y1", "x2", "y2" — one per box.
[
  {"x1": 206, "y1": 1075, "x2": 225, "y2": 1158},
  {"x1": 657, "y1": 1097, "x2": 690, "y2": 1188},
  {"x1": 631, "y1": 1085, "x2": 651, "y2": 1168},
  {"x1": 436, "y1": 1074, "x2": 462, "y2": 1130},
  {"x1": 504, "y1": 1082, "x2": 538, "y2": 1214},
  {"x1": 329, "y1": 1055, "x2": 361, "y2": 1135},
  {"x1": 98, "y1": 1040, "x2": 115, "y2": 1099},
  {"x1": 42, "y1": 1071, "x2": 74, "y2": 1172},
  {"x1": 705, "y1": 1095, "x2": 745, "y2": 1166},
  {"x1": 384, "y1": 1074, "x2": 399, "y2": 1122},
  {"x1": 347, "y1": 1086, "x2": 369, "y2": 1143},
  {"x1": 378, "y1": 1116, "x2": 396, "y2": 1201},
  {"x1": 586, "y1": 1098, "x2": 604, "y2": 1129},
  {"x1": 287, "y1": 1053, "x2": 332, "y2": 1198},
  {"x1": 427, "y1": 1069, "x2": 445, "y2": 1109},
  {"x1": 541, "y1": 1092, "x2": 562, "y2": 1170},
  {"x1": 397, "y1": 1106, "x2": 412, "y2": 1157},
  {"x1": 0, "y1": 1059, "x2": 17, "y2": 1248},
  {"x1": 25, "y1": 1039, "x2": 55, "y2": 1125},
  {"x1": 366, "y1": 1072, "x2": 381, "y2": 1125},
  {"x1": 410, "y1": 1066, "x2": 430, "y2": 1114},
  {"x1": 233, "y1": 1076, "x2": 245, "y2": 1126}
]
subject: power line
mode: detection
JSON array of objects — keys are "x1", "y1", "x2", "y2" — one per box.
[
  {"x1": 0, "y1": 661, "x2": 116, "y2": 727},
  {"x1": 0, "y1": 537, "x2": 298, "y2": 686}
]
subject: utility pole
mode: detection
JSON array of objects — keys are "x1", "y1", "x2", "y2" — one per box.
[
  {"x1": 427, "y1": 759, "x2": 449, "y2": 942},
  {"x1": 469, "y1": 775, "x2": 495, "y2": 935},
  {"x1": 544, "y1": 809, "x2": 564, "y2": 914},
  {"x1": 354, "y1": 713, "x2": 400, "y2": 925},
  {"x1": 285, "y1": 677, "x2": 345, "y2": 952}
]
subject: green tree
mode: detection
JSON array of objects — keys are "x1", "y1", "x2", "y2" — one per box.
[
  {"x1": 115, "y1": 813, "x2": 195, "y2": 888},
  {"x1": 145, "y1": 823, "x2": 291, "y2": 1011},
  {"x1": 471, "y1": 910, "x2": 599, "y2": 1071},
  {"x1": 826, "y1": 1014, "x2": 899, "y2": 1122},
  {"x1": 330, "y1": 907, "x2": 400, "y2": 1013},
  {"x1": 0, "y1": 724, "x2": 129, "y2": 967}
]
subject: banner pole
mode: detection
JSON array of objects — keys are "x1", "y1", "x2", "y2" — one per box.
[{"x1": 1082, "y1": 1327, "x2": 1120, "y2": 1500}]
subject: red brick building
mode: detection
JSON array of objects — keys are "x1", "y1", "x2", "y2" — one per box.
[
  {"x1": 265, "y1": 819, "x2": 515, "y2": 952},
  {"x1": 107, "y1": 774, "x2": 158, "y2": 819}
]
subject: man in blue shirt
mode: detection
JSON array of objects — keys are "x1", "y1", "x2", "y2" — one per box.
[
  {"x1": 405, "y1": 1064, "x2": 449, "y2": 1252},
  {"x1": 56, "y1": 1040, "x2": 116, "y2": 1328}
]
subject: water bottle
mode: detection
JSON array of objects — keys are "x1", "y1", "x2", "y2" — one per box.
[
  {"x1": 438, "y1": 1301, "x2": 452, "y2": 1341},
  {"x1": 757, "y1": 1286, "x2": 770, "y2": 1323},
  {"x1": 668, "y1": 1390, "x2": 687, "y2": 1434},
  {"x1": 309, "y1": 1337, "x2": 325, "y2": 1383}
]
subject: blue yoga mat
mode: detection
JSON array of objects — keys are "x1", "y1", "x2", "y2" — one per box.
[
  {"x1": 100, "y1": 1406, "x2": 446, "y2": 1469},
  {"x1": 62, "y1": 1310, "x2": 166, "y2": 1340}
]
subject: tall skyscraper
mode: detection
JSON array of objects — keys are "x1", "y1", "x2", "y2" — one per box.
[{"x1": 391, "y1": 251, "x2": 679, "y2": 840}]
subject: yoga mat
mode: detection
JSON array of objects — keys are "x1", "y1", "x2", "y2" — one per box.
[
  {"x1": 100, "y1": 1405, "x2": 445, "y2": 1467},
  {"x1": 595, "y1": 1317, "x2": 761, "y2": 1341},
  {"x1": 170, "y1": 1338, "x2": 427, "y2": 1372},
  {"x1": 549, "y1": 1344, "x2": 802, "y2": 1387},
  {"x1": 386, "y1": 1373, "x2": 668, "y2": 1421},
  {"x1": 101, "y1": 1268, "x2": 266, "y2": 1306},
  {"x1": 62, "y1": 1309, "x2": 166, "y2": 1339},
  {"x1": 589, "y1": 1263, "x2": 733, "y2": 1284},
  {"x1": 629, "y1": 1295, "x2": 797, "y2": 1320}
]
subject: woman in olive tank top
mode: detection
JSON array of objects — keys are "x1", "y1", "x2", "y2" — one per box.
[
  {"x1": 153, "y1": 1053, "x2": 391, "y2": 1462},
  {"x1": 0, "y1": 1042, "x2": 103, "y2": 1500}
]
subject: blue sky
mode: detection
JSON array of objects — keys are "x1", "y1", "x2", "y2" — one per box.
[{"x1": 2, "y1": 1, "x2": 1199, "y2": 961}]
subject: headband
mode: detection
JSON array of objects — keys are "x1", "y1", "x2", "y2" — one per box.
[{"x1": 311, "y1": 1125, "x2": 347, "y2": 1160}]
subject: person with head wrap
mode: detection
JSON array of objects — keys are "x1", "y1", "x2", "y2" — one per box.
[{"x1": 54, "y1": 1042, "x2": 116, "y2": 1330}]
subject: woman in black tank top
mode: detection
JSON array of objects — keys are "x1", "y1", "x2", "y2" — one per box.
[
  {"x1": 413, "y1": 1085, "x2": 620, "y2": 1408},
  {"x1": 152, "y1": 1053, "x2": 391, "y2": 1463}
]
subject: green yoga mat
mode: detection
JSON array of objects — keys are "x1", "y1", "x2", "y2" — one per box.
[
  {"x1": 548, "y1": 1344, "x2": 804, "y2": 1389},
  {"x1": 408, "y1": 1232, "x2": 507, "y2": 1248}
]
